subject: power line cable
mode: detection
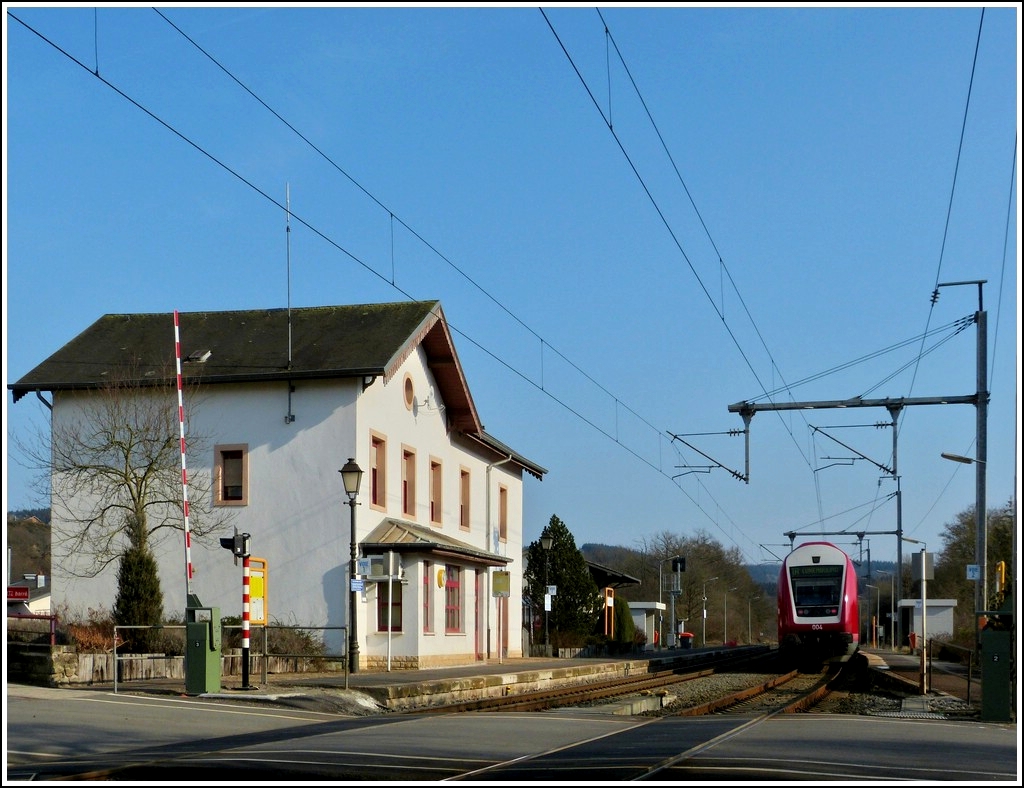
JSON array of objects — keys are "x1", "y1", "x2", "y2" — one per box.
[
  {"x1": 10, "y1": 9, "x2": 749, "y2": 551},
  {"x1": 902, "y1": 8, "x2": 985, "y2": 439},
  {"x1": 147, "y1": 8, "x2": 774, "y2": 556}
]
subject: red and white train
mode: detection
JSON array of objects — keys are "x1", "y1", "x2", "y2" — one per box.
[{"x1": 777, "y1": 541, "x2": 859, "y2": 665}]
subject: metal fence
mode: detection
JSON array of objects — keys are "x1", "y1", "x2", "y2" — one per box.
[
  {"x1": 109, "y1": 623, "x2": 349, "y2": 692},
  {"x1": 931, "y1": 638, "x2": 976, "y2": 705},
  {"x1": 6, "y1": 612, "x2": 58, "y2": 646}
]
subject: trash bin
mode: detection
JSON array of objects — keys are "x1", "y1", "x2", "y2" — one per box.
[
  {"x1": 185, "y1": 595, "x2": 221, "y2": 695},
  {"x1": 679, "y1": 632, "x2": 694, "y2": 649}
]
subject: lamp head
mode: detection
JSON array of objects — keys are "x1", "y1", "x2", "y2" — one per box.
[
  {"x1": 941, "y1": 452, "x2": 979, "y2": 465},
  {"x1": 339, "y1": 458, "x2": 363, "y2": 498}
]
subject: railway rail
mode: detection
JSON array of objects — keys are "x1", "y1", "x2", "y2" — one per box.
[
  {"x1": 407, "y1": 647, "x2": 816, "y2": 716},
  {"x1": 666, "y1": 666, "x2": 837, "y2": 716}
]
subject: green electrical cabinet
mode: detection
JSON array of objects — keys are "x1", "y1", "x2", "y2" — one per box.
[
  {"x1": 980, "y1": 625, "x2": 1013, "y2": 722},
  {"x1": 185, "y1": 598, "x2": 222, "y2": 696}
]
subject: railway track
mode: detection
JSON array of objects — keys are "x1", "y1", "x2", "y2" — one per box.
[
  {"x1": 668, "y1": 667, "x2": 835, "y2": 716},
  {"x1": 407, "y1": 648, "x2": 788, "y2": 715}
]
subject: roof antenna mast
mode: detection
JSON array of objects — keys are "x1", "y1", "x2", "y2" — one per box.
[
  {"x1": 286, "y1": 183, "x2": 293, "y2": 370},
  {"x1": 285, "y1": 184, "x2": 296, "y2": 423}
]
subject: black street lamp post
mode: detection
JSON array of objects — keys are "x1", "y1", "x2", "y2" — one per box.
[{"x1": 339, "y1": 458, "x2": 363, "y2": 675}]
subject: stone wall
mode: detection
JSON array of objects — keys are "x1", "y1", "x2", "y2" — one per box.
[{"x1": 6, "y1": 644, "x2": 344, "y2": 687}]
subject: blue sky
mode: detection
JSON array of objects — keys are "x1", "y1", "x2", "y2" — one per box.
[{"x1": 4, "y1": 4, "x2": 1020, "y2": 573}]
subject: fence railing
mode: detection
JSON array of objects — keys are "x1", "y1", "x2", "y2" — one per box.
[
  {"x1": 6, "y1": 612, "x2": 58, "y2": 646},
  {"x1": 931, "y1": 638, "x2": 976, "y2": 705},
  {"x1": 110, "y1": 623, "x2": 349, "y2": 692}
]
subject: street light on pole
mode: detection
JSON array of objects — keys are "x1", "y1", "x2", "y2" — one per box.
[
  {"x1": 541, "y1": 532, "x2": 553, "y2": 656},
  {"x1": 339, "y1": 458, "x2": 363, "y2": 676},
  {"x1": 903, "y1": 536, "x2": 928, "y2": 694},
  {"x1": 724, "y1": 587, "x2": 737, "y2": 644},
  {"x1": 702, "y1": 577, "x2": 718, "y2": 647},
  {"x1": 866, "y1": 585, "x2": 879, "y2": 648},
  {"x1": 877, "y1": 570, "x2": 893, "y2": 650},
  {"x1": 940, "y1": 451, "x2": 988, "y2": 647}
]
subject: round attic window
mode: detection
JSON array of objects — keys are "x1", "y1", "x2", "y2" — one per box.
[{"x1": 404, "y1": 374, "x2": 415, "y2": 410}]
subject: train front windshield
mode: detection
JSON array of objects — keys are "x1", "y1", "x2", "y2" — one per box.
[{"x1": 790, "y1": 564, "x2": 843, "y2": 615}]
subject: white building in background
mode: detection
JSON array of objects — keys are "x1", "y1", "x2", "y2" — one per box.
[
  {"x1": 9, "y1": 300, "x2": 545, "y2": 669},
  {"x1": 900, "y1": 598, "x2": 958, "y2": 643}
]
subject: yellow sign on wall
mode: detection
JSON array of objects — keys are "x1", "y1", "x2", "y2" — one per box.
[{"x1": 249, "y1": 557, "x2": 268, "y2": 625}]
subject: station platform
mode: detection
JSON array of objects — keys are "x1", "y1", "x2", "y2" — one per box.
[
  {"x1": 239, "y1": 651, "x2": 698, "y2": 711},
  {"x1": 68, "y1": 644, "x2": 977, "y2": 717}
]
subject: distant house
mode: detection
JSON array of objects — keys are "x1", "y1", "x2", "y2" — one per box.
[
  {"x1": 628, "y1": 601, "x2": 666, "y2": 651},
  {"x1": 8, "y1": 301, "x2": 545, "y2": 669},
  {"x1": 899, "y1": 598, "x2": 958, "y2": 644},
  {"x1": 6, "y1": 574, "x2": 51, "y2": 616}
]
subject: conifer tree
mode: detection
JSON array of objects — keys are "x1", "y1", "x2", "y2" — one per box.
[
  {"x1": 525, "y1": 515, "x2": 601, "y2": 647},
  {"x1": 113, "y1": 519, "x2": 164, "y2": 653}
]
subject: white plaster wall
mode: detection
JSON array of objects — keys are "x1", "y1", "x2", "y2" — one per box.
[
  {"x1": 355, "y1": 348, "x2": 525, "y2": 664},
  {"x1": 49, "y1": 344, "x2": 531, "y2": 666},
  {"x1": 903, "y1": 599, "x2": 957, "y2": 640},
  {"x1": 50, "y1": 379, "x2": 359, "y2": 654}
]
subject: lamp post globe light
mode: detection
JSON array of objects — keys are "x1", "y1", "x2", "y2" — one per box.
[
  {"x1": 541, "y1": 532, "x2": 553, "y2": 656},
  {"x1": 339, "y1": 459, "x2": 363, "y2": 674}
]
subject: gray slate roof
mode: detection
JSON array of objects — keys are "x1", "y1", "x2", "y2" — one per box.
[
  {"x1": 8, "y1": 300, "x2": 545, "y2": 479},
  {"x1": 363, "y1": 517, "x2": 511, "y2": 567}
]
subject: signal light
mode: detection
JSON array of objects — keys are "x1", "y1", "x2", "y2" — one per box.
[{"x1": 219, "y1": 533, "x2": 251, "y2": 558}]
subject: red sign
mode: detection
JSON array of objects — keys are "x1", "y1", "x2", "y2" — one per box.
[{"x1": 7, "y1": 586, "x2": 30, "y2": 601}]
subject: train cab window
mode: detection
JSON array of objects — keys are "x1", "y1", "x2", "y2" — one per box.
[
  {"x1": 790, "y1": 564, "x2": 843, "y2": 614},
  {"x1": 795, "y1": 582, "x2": 839, "y2": 606}
]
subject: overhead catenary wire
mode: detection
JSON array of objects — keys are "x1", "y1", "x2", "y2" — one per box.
[
  {"x1": 558, "y1": 7, "x2": 1016, "y2": 561},
  {"x1": 8, "y1": 10, "x2": 721, "y2": 542},
  {"x1": 145, "y1": 7, "x2": 769, "y2": 554},
  {"x1": 8, "y1": 9, "x2": 1012, "y2": 565},
  {"x1": 901, "y1": 8, "x2": 985, "y2": 446}
]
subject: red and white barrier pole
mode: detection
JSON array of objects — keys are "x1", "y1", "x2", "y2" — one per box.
[
  {"x1": 173, "y1": 311, "x2": 195, "y2": 603},
  {"x1": 242, "y1": 555, "x2": 252, "y2": 688}
]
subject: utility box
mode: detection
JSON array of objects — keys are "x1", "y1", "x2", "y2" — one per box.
[
  {"x1": 185, "y1": 597, "x2": 221, "y2": 696},
  {"x1": 980, "y1": 621, "x2": 1014, "y2": 722}
]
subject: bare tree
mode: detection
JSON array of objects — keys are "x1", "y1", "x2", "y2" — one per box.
[{"x1": 16, "y1": 367, "x2": 234, "y2": 580}]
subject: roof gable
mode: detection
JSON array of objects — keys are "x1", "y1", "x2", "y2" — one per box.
[
  {"x1": 11, "y1": 300, "x2": 438, "y2": 390},
  {"x1": 9, "y1": 299, "x2": 545, "y2": 478}
]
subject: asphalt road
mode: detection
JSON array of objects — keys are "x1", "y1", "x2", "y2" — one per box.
[{"x1": 5, "y1": 681, "x2": 1017, "y2": 782}]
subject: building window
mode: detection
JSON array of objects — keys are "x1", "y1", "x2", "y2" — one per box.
[
  {"x1": 498, "y1": 485, "x2": 508, "y2": 543},
  {"x1": 459, "y1": 468, "x2": 470, "y2": 531},
  {"x1": 444, "y1": 564, "x2": 462, "y2": 633},
  {"x1": 403, "y1": 373, "x2": 415, "y2": 410},
  {"x1": 370, "y1": 433, "x2": 386, "y2": 511},
  {"x1": 214, "y1": 444, "x2": 248, "y2": 506},
  {"x1": 430, "y1": 459, "x2": 442, "y2": 525},
  {"x1": 402, "y1": 447, "x2": 416, "y2": 518},
  {"x1": 423, "y1": 561, "x2": 433, "y2": 633},
  {"x1": 377, "y1": 580, "x2": 403, "y2": 632}
]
